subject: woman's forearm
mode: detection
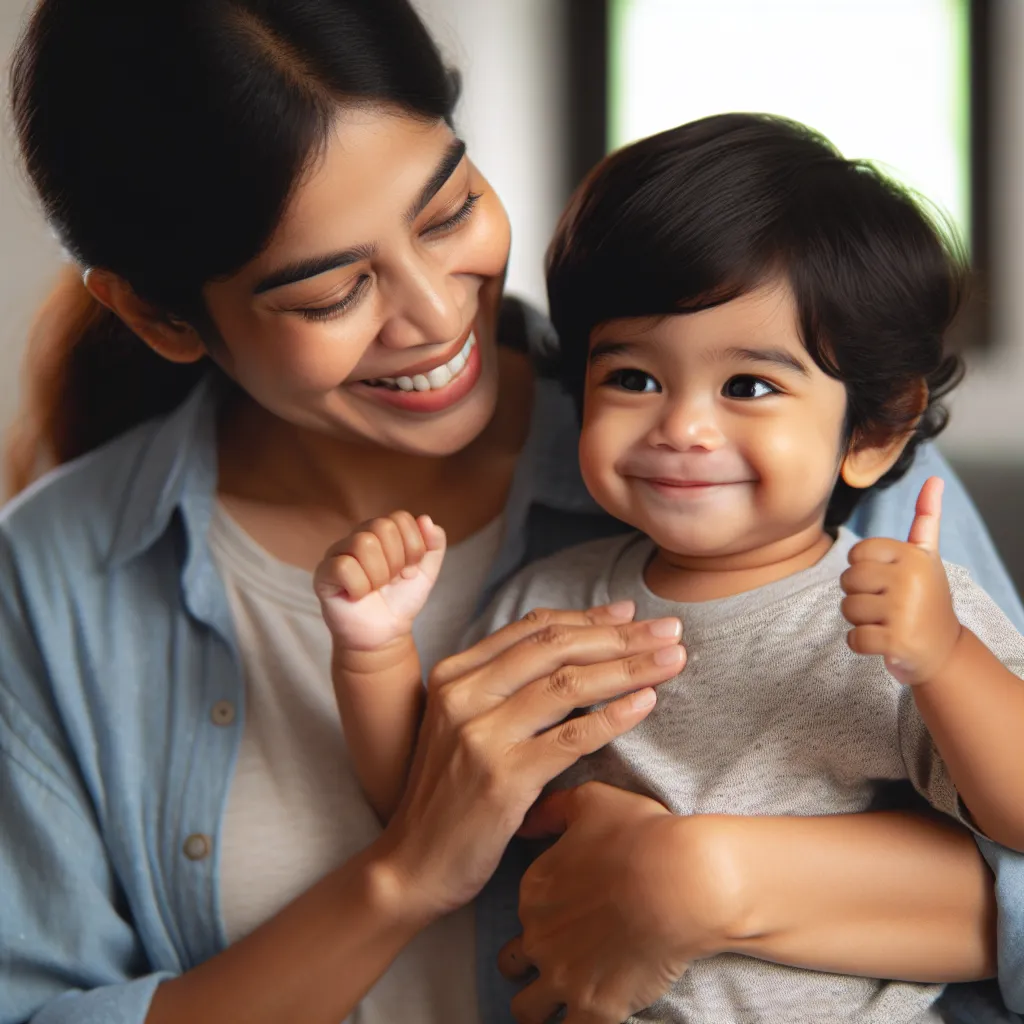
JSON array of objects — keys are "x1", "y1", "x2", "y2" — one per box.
[
  {"x1": 148, "y1": 840, "x2": 433, "y2": 1024},
  {"x1": 698, "y1": 811, "x2": 997, "y2": 983}
]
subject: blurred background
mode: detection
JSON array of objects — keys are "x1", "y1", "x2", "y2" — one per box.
[{"x1": 1, "y1": 0, "x2": 1022, "y2": 589}]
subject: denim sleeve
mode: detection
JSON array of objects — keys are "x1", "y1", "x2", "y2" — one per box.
[
  {"x1": 850, "y1": 443, "x2": 1024, "y2": 1013},
  {"x1": 0, "y1": 697, "x2": 173, "y2": 1024},
  {"x1": 0, "y1": 520, "x2": 173, "y2": 1024}
]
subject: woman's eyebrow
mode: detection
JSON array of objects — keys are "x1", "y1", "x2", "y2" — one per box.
[
  {"x1": 253, "y1": 242, "x2": 378, "y2": 296},
  {"x1": 404, "y1": 138, "x2": 467, "y2": 223},
  {"x1": 252, "y1": 138, "x2": 468, "y2": 297}
]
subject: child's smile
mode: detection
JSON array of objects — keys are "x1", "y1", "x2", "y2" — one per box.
[{"x1": 579, "y1": 279, "x2": 851, "y2": 583}]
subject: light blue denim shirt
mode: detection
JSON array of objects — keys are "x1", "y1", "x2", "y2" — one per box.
[{"x1": 1, "y1": 348, "x2": 1023, "y2": 1023}]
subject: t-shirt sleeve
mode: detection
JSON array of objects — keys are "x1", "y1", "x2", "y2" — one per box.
[
  {"x1": 459, "y1": 535, "x2": 627, "y2": 650},
  {"x1": 461, "y1": 568, "x2": 537, "y2": 648},
  {"x1": 897, "y1": 564, "x2": 1024, "y2": 832}
]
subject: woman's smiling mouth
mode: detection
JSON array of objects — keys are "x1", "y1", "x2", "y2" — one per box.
[
  {"x1": 349, "y1": 330, "x2": 482, "y2": 413},
  {"x1": 361, "y1": 332, "x2": 476, "y2": 392}
]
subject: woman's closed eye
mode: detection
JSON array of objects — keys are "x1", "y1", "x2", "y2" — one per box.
[
  {"x1": 423, "y1": 191, "x2": 482, "y2": 237},
  {"x1": 605, "y1": 368, "x2": 661, "y2": 393},
  {"x1": 292, "y1": 192, "x2": 483, "y2": 324},
  {"x1": 722, "y1": 375, "x2": 778, "y2": 399},
  {"x1": 296, "y1": 275, "x2": 371, "y2": 323}
]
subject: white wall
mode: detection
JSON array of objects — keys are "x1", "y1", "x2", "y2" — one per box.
[
  {"x1": 0, "y1": 0, "x2": 63, "y2": 442},
  {"x1": 941, "y1": 0, "x2": 1024, "y2": 460},
  {"x1": 410, "y1": 0, "x2": 564, "y2": 312}
]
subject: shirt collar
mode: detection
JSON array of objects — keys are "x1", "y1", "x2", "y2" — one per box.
[
  {"x1": 106, "y1": 373, "x2": 220, "y2": 571},
  {"x1": 102, "y1": 304, "x2": 598, "y2": 619},
  {"x1": 105, "y1": 300, "x2": 582, "y2": 567}
]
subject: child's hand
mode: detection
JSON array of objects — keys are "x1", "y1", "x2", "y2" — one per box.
[
  {"x1": 314, "y1": 511, "x2": 446, "y2": 651},
  {"x1": 840, "y1": 477, "x2": 963, "y2": 685}
]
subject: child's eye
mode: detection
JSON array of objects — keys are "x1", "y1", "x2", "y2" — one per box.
[
  {"x1": 723, "y1": 375, "x2": 777, "y2": 399},
  {"x1": 608, "y1": 369, "x2": 661, "y2": 393}
]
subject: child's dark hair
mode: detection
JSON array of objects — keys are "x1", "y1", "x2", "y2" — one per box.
[{"x1": 546, "y1": 113, "x2": 966, "y2": 527}]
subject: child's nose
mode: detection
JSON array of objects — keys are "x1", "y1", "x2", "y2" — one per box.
[{"x1": 648, "y1": 395, "x2": 726, "y2": 452}]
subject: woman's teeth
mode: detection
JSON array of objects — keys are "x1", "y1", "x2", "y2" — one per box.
[{"x1": 364, "y1": 333, "x2": 475, "y2": 391}]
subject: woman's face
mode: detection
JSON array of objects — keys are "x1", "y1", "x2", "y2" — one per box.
[{"x1": 204, "y1": 106, "x2": 511, "y2": 457}]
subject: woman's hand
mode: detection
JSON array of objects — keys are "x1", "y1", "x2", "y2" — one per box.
[
  {"x1": 373, "y1": 603, "x2": 686, "y2": 922},
  {"x1": 498, "y1": 783, "x2": 737, "y2": 1024}
]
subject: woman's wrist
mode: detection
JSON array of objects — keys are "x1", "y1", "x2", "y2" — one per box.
[{"x1": 367, "y1": 819, "x2": 456, "y2": 929}]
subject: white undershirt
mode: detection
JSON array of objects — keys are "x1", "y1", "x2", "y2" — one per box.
[{"x1": 210, "y1": 504, "x2": 505, "y2": 1024}]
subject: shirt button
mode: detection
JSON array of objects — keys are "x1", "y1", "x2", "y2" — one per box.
[
  {"x1": 183, "y1": 833, "x2": 211, "y2": 861},
  {"x1": 210, "y1": 700, "x2": 236, "y2": 726}
]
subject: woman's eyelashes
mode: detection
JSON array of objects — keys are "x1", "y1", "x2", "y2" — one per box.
[
  {"x1": 297, "y1": 275, "x2": 371, "y2": 323},
  {"x1": 423, "y1": 191, "x2": 482, "y2": 237},
  {"x1": 294, "y1": 192, "x2": 484, "y2": 323}
]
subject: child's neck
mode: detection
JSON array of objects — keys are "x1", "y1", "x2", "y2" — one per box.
[{"x1": 644, "y1": 525, "x2": 835, "y2": 603}]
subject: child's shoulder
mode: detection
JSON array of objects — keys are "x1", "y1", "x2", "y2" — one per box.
[
  {"x1": 476, "y1": 531, "x2": 648, "y2": 637},
  {"x1": 943, "y1": 560, "x2": 1024, "y2": 660}
]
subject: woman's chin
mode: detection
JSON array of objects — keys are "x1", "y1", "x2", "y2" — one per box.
[{"x1": 369, "y1": 377, "x2": 501, "y2": 457}]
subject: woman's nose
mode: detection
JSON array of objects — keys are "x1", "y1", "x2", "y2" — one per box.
[
  {"x1": 377, "y1": 252, "x2": 466, "y2": 349},
  {"x1": 648, "y1": 395, "x2": 726, "y2": 452}
]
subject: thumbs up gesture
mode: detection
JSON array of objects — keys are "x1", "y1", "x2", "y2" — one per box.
[{"x1": 840, "y1": 477, "x2": 963, "y2": 685}]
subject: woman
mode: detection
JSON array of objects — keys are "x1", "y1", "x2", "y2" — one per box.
[{"x1": 1, "y1": 2, "x2": 1020, "y2": 1023}]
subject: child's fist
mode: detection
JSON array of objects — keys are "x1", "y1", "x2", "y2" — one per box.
[
  {"x1": 314, "y1": 511, "x2": 446, "y2": 650},
  {"x1": 840, "y1": 477, "x2": 963, "y2": 685}
]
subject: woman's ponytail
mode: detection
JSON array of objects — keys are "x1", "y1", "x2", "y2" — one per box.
[{"x1": 5, "y1": 266, "x2": 206, "y2": 495}]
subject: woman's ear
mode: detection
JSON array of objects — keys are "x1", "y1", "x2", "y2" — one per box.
[
  {"x1": 83, "y1": 268, "x2": 206, "y2": 364},
  {"x1": 840, "y1": 381, "x2": 929, "y2": 490}
]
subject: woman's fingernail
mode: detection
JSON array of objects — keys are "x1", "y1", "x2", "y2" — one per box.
[
  {"x1": 606, "y1": 600, "x2": 635, "y2": 620},
  {"x1": 653, "y1": 644, "x2": 684, "y2": 665},
  {"x1": 632, "y1": 688, "x2": 657, "y2": 709},
  {"x1": 649, "y1": 617, "x2": 682, "y2": 638}
]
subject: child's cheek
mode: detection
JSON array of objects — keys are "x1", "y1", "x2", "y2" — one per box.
[{"x1": 578, "y1": 419, "x2": 625, "y2": 512}]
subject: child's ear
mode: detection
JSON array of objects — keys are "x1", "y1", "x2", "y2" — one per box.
[{"x1": 840, "y1": 382, "x2": 928, "y2": 490}]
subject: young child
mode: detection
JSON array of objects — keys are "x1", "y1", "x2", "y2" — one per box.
[{"x1": 314, "y1": 114, "x2": 1024, "y2": 1023}]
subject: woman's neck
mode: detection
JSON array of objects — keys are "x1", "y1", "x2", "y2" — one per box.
[
  {"x1": 644, "y1": 525, "x2": 835, "y2": 604},
  {"x1": 216, "y1": 347, "x2": 534, "y2": 570}
]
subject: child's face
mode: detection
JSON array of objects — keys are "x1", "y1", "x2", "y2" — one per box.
[{"x1": 579, "y1": 280, "x2": 850, "y2": 561}]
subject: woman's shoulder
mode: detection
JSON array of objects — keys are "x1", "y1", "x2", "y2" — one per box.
[
  {"x1": 3, "y1": 419, "x2": 158, "y2": 552},
  {"x1": 1, "y1": 375, "x2": 217, "y2": 580}
]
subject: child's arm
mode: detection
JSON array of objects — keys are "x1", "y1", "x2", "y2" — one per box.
[
  {"x1": 841, "y1": 476, "x2": 1024, "y2": 851},
  {"x1": 314, "y1": 512, "x2": 446, "y2": 824}
]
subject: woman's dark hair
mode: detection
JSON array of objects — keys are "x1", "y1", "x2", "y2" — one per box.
[
  {"x1": 7, "y1": 0, "x2": 459, "y2": 494},
  {"x1": 546, "y1": 113, "x2": 966, "y2": 527}
]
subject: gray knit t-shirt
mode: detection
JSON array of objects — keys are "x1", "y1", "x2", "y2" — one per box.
[{"x1": 475, "y1": 527, "x2": 1024, "y2": 1024}]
